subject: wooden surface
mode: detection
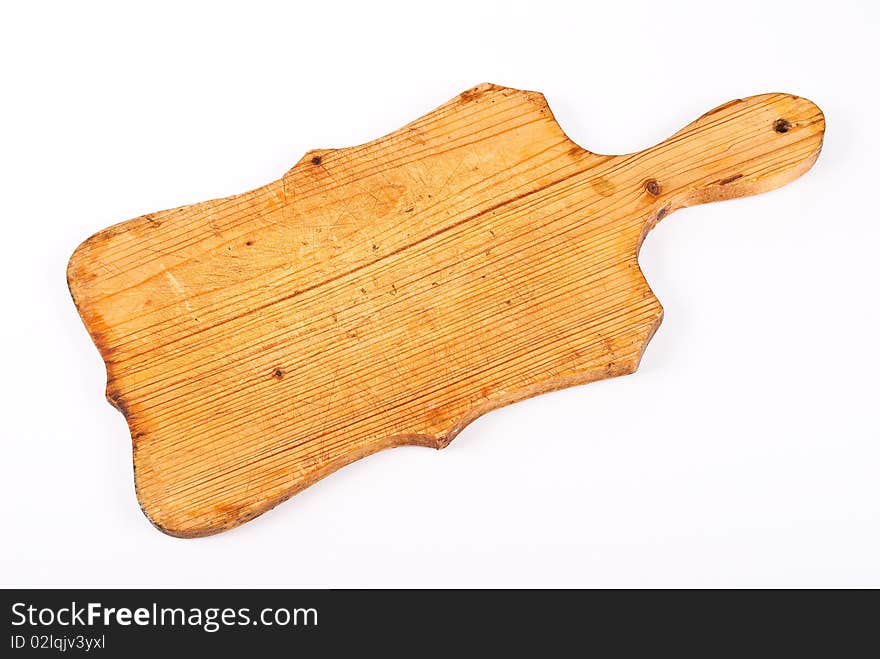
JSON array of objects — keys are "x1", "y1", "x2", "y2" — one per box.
[{"x1": 67, "y1": 84, "x2": 825, "y2": 537}]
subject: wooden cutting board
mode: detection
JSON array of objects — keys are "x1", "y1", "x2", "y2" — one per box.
[{"x1": 68, "y1": 84, "x2": 824, "y2": 537}]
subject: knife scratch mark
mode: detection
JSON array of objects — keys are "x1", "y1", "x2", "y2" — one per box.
[{"x1": 163, "y1": 267, "x2": 192, "y2": 313}]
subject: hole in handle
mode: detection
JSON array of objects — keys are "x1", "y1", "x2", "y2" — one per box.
[{"x1": 774, "y1": 118, "x2": 792, "y2": 133}]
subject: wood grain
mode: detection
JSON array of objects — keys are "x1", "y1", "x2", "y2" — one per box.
[{"x1": 67, "y1": 84, "x2": 825, "y2": 536}]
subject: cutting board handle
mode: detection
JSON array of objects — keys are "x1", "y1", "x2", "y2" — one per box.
[{"x1": 632, "y1": 93, "x2": 824, "y2": 231}]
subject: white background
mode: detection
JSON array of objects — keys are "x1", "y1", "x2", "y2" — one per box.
[{"x1": 1, "y1": 1, "x2": 877, "y2": 587}]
